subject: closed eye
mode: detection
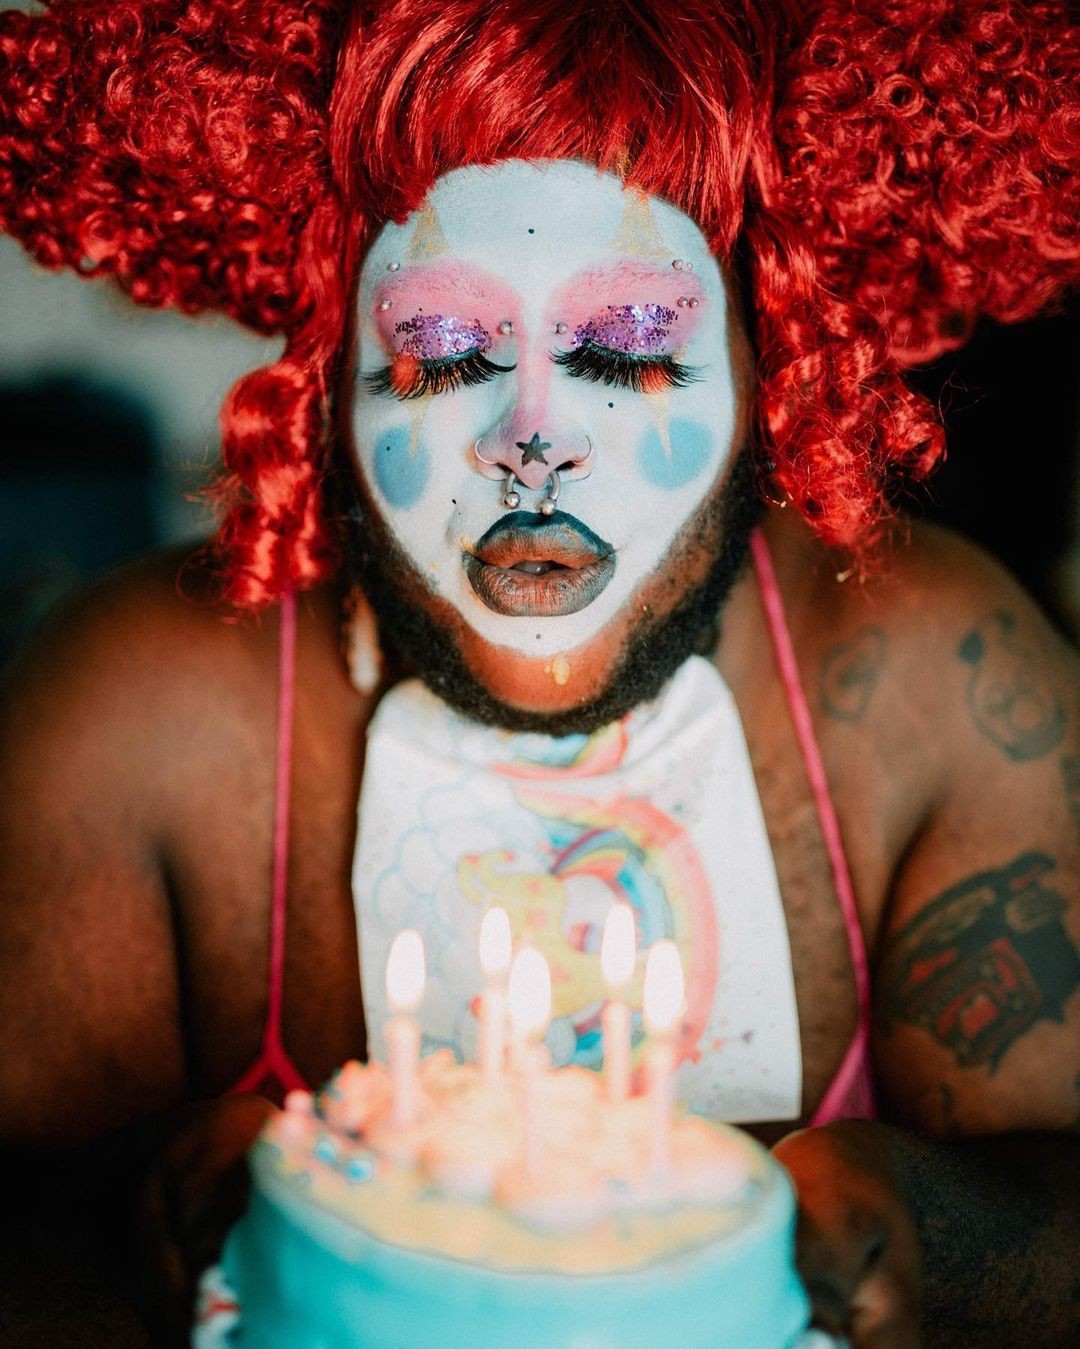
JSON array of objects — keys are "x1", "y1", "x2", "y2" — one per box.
[
  {"x1": 364, "y1": 350, "x2": 515, "y2": 400},
  {"x1": 551, "y1": 342, "x2": 701, "y2": 393}
]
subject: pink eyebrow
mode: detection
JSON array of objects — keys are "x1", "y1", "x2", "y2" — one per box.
[{"x1": 371, "y1": 259, "x2": 519, "y2": 344}]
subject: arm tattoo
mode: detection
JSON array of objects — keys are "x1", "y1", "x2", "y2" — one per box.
[
  {"x1": 880, "y1": 852, "x2": 1080, "y2": 1073},
  {"x1": 820, "y1": 626, "x2": 886, "y2": 722},
  {"x1": 957, "y1": 611, "x2": 1065, "y2": 761}
]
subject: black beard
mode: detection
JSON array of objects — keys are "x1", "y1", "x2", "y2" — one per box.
[{"x1": 337, "y1": 450, "x2": 762, "y2": 736}]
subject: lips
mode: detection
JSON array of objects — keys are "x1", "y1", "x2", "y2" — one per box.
[{"x1": 463, "y1": 512, "x2": 616, "y2": 617}]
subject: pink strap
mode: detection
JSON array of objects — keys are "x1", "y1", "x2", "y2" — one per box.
[
  {"x1": 749, "y1": 530, "x2": 875, "y2": 1124},
  {"x1": 227, "y1": 590, "x2": 308, "y2": 1099}
]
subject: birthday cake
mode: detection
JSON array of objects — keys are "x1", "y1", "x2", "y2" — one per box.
[{"x1": 209, "y1": 1051, "x2": 810, "y2": 1348}]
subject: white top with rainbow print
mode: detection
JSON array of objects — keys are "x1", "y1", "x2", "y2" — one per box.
[{"x1": 352, "y1": 655, "x2": 801, "y2": 1124}]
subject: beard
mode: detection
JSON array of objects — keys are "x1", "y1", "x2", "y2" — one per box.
[{"x1": 337, "y1": 448, "x2": 762, "y2": 736}]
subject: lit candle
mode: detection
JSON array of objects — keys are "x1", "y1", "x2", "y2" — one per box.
[
  {"x1": 643, "y1": 939, "x2": 684, "y2": 1178},
  {"x1": 385, "y1": 929, "x2": 426, "y2": 1129},
  {"x1": 507, "y1": 947, "x2": 551, "y2": 1177},
  {"x1": 478, "y1": 906, "x2": 512, "y2": 1084},
  {"x1": 600, "y1": 904, "x2": 636, "y2": 1103}
]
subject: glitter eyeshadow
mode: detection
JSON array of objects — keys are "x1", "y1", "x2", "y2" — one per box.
[
  {"x1": 572, "y1": 304, "x2": 678, "y2": 355},
  {"x1": 395, "y1": 315, "x2": 489, "y2": 359}
]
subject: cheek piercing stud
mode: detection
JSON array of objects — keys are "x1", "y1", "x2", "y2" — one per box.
[
  {"x1": 497, "y1": 320, "x2": 514, "y2": 336},
  {"x1": 539, "y1": 469, "x2": 561, "y2": 516},
  {"x1": 503, "y1": 472, "x2": 521, "y2": 509},
  {"x1": 386, "y1": 261, "x2": 401, "y2": 272},
  {"x1": 555, "y1": 322, "x2": 568, "y2": 335},
  {"x1": 378, "y1": 299, "x2": 392, "y2": 311}
]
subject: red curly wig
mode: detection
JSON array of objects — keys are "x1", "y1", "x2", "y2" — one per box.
[{"x1": 1, "y1": 0, "x2": 1077, "y2": 605}]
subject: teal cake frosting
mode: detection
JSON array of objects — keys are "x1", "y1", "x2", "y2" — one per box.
[{"x1": 218, "y1": 1054, "x2": 810, "y2": 1348}]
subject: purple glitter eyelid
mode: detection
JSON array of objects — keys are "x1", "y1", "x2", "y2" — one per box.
[
  {"x1": 394, "y1": 314, "x2": 491, "y2": 360},
  {"x1": 571, "y1": 304, "x2": 679, "y2": 355}
]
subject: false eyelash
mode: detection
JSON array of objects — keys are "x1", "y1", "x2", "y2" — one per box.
[
  {"x1": 363, "y1": 350, "x2": 515, "y2": 400},
  {"x1": 551, "y1": 342, "x2": 701, "y2": 393}
]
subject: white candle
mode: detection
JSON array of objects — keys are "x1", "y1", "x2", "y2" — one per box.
[
  {"x1": 478, "y1": 906, "x2": 512, "y2": 1084},
  {"x1": 643, "y1": 939, "x2": 684, "y2": 1178},
  {"x1": 386, "y1": 929, "x2": 426, "y2": 1129},
  {"x1": 600, "y1": 904, "x2": 636, "y2": 1103},
  {"x1": 507, "y1": 947, "x2": 551, "y2": 1177}
]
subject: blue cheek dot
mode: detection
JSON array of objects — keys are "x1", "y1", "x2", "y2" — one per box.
[
  {"x1": 373, "y1": 423, "x2": 430, "y2": 510},
  {"x1": 636, "y1": 417, "x2": 714, "y2": 490}
]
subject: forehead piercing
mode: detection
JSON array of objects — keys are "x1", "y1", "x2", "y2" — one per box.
[
  {"x1": 538, "y1": 469, "x2": 561, "y2": 516},
  {"x1": 497, "y1": 320, "x2": 514, "y2": 336},
  {"x1": 377, "y1": 298, "x2": 392, "y2": 311},
  {"x1": 503, "y1": 472, "x2": 521, "y2": 509},
  {"x1": 554, "y1": 321, "x2": 568, "y2": 335}
]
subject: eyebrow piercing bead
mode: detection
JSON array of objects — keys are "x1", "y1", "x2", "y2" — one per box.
[
  {"x1": 539, "y1": 470, "x2": 561, "y2": 516},
  {"x1": 497, "y1": 320, "x2": 514, "y2": 336},
  {"x1": 387, "y1": 261, "x2": 401, "y2": 272},
  {"x1": 503, "y1": 472, "x2": 521, "y2": 509},
  {"x1": 672, "y1": 258, "x2": 684, "y2": 270},
  {"x1": 554, "y1": 322, "x2": 568, "y2": 335}
]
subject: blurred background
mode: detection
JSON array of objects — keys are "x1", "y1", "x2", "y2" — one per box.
[{"x1": 0, "y1": 232, "x2": 1077, "y2": 666}]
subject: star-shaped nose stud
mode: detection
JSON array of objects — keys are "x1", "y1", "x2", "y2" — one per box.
[{"x1": 515, "y1": 432, "x2": 551, "y2": 467}]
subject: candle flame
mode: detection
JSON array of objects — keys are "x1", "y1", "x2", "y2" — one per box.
[
  {"x1": 507, "y1": 947, "x2": 551, "y2": 1039},
  {"x1": 643, "y1": 940, "x2": 684, "y2": 1034},
  {"x1": 600, "y1": 904, "x2": 636, "y2": 990},
  {"x1": 478, "y1": 906, "x2": 512, "y2": 979},
  {"x1": 386, "y1": 928, "x2": 426, "y2": 1014}
]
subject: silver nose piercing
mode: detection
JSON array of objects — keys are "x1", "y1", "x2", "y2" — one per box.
[
  {"x1": 539, "y1": 470, "x2": 560, "y2": 516},
  {"x1": 501, "y1": 469, "x2": 560, "y2": 513}
]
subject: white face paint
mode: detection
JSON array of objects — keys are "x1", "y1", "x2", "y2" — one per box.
[{"x1": 351, "y1": 159, "x2": 739, "y2": 670}]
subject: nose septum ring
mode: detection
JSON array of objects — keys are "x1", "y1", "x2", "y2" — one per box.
[
  {"x1": 503, "y1": 469, "x2": 560, "y2": 514},
  {"x1": 538, "y1": 469, "x2": 560, "y2": 516}
]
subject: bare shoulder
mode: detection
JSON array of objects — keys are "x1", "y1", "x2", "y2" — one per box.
[
  {"x1": 2, "y1": 546, "x2": 349, "y2": 783},
  {"x1": 793, "y1": 518, "x2": 1076, "y2": 786},
  {"x1": 5, "y1": 548, "x2": 272, "y2": 741},
  {"x1": 851, "y1": 524, "x2": 1080, "y2": 1138},
  {"x1": 0, "y1": 549, "x2": 347, "y2": 1144}
]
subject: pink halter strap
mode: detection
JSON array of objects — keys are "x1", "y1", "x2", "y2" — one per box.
[
  {"x1": 226, "y1": 589, "x2": 308, "y2": 1100},
  {"x1": 749, "y1": 529, "x2": 876, "y2": 1124}
]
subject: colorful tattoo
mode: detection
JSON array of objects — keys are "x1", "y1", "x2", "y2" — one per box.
[
  {"x1": 821, "y1": 626, "x2": 886, "y2": 722},
  {"x1": 957, "y1": 611, "x2": 1065, "y2": 761},
  {"x1": 880, "y1": 852, "x2": 1080, "y2": 1072}
]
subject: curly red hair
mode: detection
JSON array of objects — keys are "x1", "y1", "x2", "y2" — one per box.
[{"x1": 2, "y1": 0, "x2": 1077, "y2": 605}]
